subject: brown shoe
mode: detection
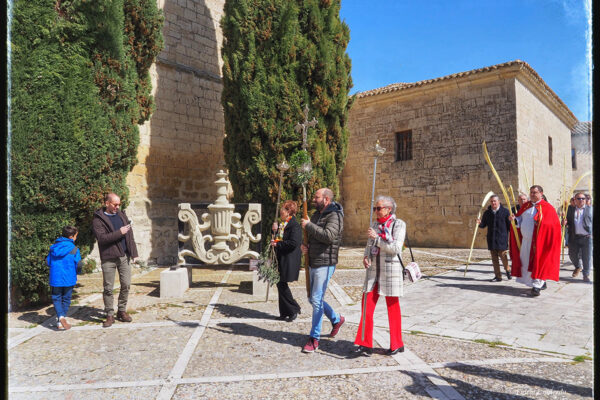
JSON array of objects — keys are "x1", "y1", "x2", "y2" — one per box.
[
  {"x1": 59, "y1": 317, "x2": 71, "y2": 330},
  {"x1": 103, "y1": 315, "x2": 115, "y2": 328},
  {"x1": 116, "y1": 311, "x2": 132, "y2": 322},
  {"x1": 572, "y1": 267, "x2": 582, "y2": 278}
]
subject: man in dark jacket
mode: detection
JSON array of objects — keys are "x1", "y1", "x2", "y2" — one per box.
[
  {"x1": 300, "y1": 188, "x2": 345, "y2": 353},
  {"x1": 92, "y1": 193, "x2": 138, "y2": 327},
  {"x1": 564, "y1": 192, "x2": 593, "y2": 282},
  {"x1": 477, "y1": 195, "x2": 512, "y2": 282}
]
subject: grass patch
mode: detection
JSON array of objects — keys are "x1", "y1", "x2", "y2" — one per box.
[
  {"x1": 473, "y1": 338, "x2": 508, "y2": 347},
  {"x1": 572, "y1": 355, "x2": 592, "y2": 363},
  {"x1": 410, "y1": 330, "x2": 426, "y2": 335}
]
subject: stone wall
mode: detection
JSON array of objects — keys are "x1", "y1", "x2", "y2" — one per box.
[
  {"x1": 514, "y1": 78, "x2": 573, "y2": 206},
  {"x1": 341, "y1": 77, "x2": 519, "y2": 248},
  {"x1": 570, "y1": 122, "x2": 593, "y2": 194},
  {"x1": 92, "y1": 0, "x2": 227, "y2": 265}
]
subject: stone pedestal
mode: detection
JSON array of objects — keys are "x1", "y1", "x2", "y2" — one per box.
[
  {"x1": 251, "y1": 270, "x2": 277, "y2": 300},
  {"x1": 160, "y1": 268, "x2": 189, "y2": 298},
  {"x1": 249, "y1": 260, "x2": 276, "y2": 300}
]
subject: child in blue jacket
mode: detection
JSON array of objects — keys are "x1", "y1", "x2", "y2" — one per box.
[{"x1": 46, "y1": 226, "x2": 81, "y2": 330}]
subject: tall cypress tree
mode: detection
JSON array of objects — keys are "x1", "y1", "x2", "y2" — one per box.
[
  {"x1": 9, "y1": 0, "x2": 163, "y2": 305},
  {"x1": 221, "y1": 0, "x2": 352, "y2": 238}
]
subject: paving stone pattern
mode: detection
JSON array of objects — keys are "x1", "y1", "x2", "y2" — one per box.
[{"x1": 8, "y1": 247, "x2": 593, "y2": 399}]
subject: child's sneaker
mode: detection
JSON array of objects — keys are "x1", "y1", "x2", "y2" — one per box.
[
  {"x1": 57, "y1": 320, "x2": 65, "y2": 330},
  {"x1": 59, "y1": 317, "x2": 71, "y2": 330}
]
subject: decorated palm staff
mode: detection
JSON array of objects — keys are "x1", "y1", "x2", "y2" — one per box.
[
  {"x1": 369, "y1": 140, "x2": 387, "y2": 224},
  {"x1": 559, "y1": 156, "x2": 568, "y2": 263},
  {"x1": 464, "y1": 191, "x2": 494, "y2": 277},
  {"x1": 274, "y1": 161, "x2": 290, "y2": 221},
  {"x1": 508, "y1": 185, "x2": 517, "y2": 209},
  {"x1": 482, "y1": 141, "x2": 520, "y2": 250},
  {"x1": 292, "y1": 105, "x2": 317, "y2": 297},
  {"x1": 359, "y1": 140, "x2": 386, "y2": 342},
  {"x1": 258, "y1": 161, "x2": 290, "y2": 302}
]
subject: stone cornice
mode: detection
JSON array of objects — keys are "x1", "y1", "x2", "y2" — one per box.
[{"x1": 355, "y1": 60, "x2": 578, "y2": 129}]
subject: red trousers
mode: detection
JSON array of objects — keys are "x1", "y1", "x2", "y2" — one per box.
[{"x1": 354, "y1": 283, "x2": 404, "y2": 350}]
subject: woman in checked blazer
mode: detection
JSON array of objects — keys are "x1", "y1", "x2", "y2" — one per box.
[{"x1": 353, "y1": 195, "x2": 405, "y2": 356}]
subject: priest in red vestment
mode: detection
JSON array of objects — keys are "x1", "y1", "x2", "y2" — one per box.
[{"x1": 509, "y1": 185, "x2": 562, "y2": 296}]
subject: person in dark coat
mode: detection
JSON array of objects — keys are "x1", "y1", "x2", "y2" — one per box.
[
  {"x1": 477, "y1": 194, "x2": 512, "y2": 282},
  {"x1": 92, "y1": 193, "x2": 138, "y2": 328},
  {"x1": 271, "y1": 200, "x2": 302, "y2": 321}
]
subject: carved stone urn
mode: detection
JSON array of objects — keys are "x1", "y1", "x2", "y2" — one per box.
[{"x1": 178, "y1": 170, "x2": 261, "y2": 265}]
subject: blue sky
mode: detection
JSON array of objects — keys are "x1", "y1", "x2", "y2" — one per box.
[{"x1": 339, "y1": 0, "x2": 592, "y2": 121}]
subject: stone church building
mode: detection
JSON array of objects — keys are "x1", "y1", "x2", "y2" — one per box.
[
  {"x1": 101, "y1": 1, "x2": 588, "y2": 264},
  {"x1": 340, "y1": 60, "x2": 579, "y2": 247}
]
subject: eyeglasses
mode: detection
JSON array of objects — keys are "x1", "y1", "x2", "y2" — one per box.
[
  {"x1": 576, "y1": 197, "x2": 586, "y2": 200},
  {"x1": 373, "y1": 206, "x2": 389, "y2": 211}
]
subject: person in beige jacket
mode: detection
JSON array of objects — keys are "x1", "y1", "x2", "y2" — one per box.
[{"x1": 353, "y1": 195, "x2": 405, "y2": 356}]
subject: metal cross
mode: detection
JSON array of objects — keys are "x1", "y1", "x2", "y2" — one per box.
[{"x1": 294, "y1": 105, "x2": 318, "y2": 150}]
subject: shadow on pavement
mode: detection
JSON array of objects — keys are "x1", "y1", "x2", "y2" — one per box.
[
  {"x1": 442, "y1": 363, "x2": 593, "y2": 398},
  {"x1": 211, "y1": 321, "x2": 356, "y2": 359},
  {"x1": 68, "y1": 305, "x2": 106, "y2": 324},
  {"x1": 213, "y1": 303, "x2": 276, "y2": 319},
  {"x1": 16, "y1": 305, "x2": 106, "y2": 327},
  {"x1": 428, "y1": 278, "x2": 531, "y2": 297}
]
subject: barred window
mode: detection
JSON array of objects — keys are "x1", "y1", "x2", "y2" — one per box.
[
  {"x1": 571, "y1": 148, "x2": 577, "y2": 170},
  {"x1": 396, "y1": 130, "x2": 412, "y2": 161},
  {"x1": 548, "y1": 136, "x2": 553, "y2": 166}
]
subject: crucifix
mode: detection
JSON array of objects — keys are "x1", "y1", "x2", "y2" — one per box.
[
  {"x1": 293, "y1": 105, "x2": 317, "y2": 297},
  {"x1": 295, "y1": 105, "x2": 318, "y2": 150}
]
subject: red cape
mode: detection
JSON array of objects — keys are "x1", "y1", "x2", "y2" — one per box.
[{"x1": 508, "y1": 199, "x2": 561, "y2": 281}]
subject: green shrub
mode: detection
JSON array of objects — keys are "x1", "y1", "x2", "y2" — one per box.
[
  {"x1": 80, "y1": 258, "x2": 97, "y2": 275},
  {"x1": 9, "y1": 0, "x2": 163, "y2": 307}
]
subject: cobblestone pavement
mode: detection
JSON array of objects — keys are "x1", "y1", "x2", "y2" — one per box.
[{"x1": 7, "y1": 247, "x2": 594, "y2": 399}]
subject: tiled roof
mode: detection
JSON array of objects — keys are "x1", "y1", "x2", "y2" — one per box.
[{"x1": 355, "y1": 60, "x2": 577, "y2": 125}]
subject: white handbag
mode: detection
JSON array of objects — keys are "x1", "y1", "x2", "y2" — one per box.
[
  {"x1": 403, "y1": 261, "x2": 422, "y2": 282},
  {"x1": 398, "y1": 234, "x2": 421, "y2": 282}
]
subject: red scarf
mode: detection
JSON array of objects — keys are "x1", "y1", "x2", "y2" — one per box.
[{"x1": 376, "y1": 214, "x2": 394, "y2": 242}]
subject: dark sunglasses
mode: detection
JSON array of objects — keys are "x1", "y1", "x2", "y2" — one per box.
[
  {"x1": 576, "y1": 197, "x2": 586, "y2": 200},
  {"x1": 373, "y1": 206, "x2": 389, "y2": 211}
]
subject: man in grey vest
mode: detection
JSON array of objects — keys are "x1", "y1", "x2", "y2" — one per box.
[{"x1": 564, "y1": 192, "x2": 593, "y2": 282}]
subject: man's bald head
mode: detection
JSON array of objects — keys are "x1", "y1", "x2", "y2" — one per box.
[{"x1": 104, "y1": 193, "x2": 121, "y2": 214}]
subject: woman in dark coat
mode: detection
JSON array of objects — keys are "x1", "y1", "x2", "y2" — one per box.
[{"x1": 271, "y1": 200, "x2": 302, "y2": 321}]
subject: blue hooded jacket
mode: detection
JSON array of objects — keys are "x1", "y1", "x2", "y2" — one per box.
[{"x1": 46, "y1": 237, "x2": 81, "y2": 287}]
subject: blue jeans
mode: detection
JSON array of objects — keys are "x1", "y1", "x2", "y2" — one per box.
[
  {"x1": 51, "y1": 286, "x2": 74, "y2": 319},
  {"x1": 309, "y1": 265, "x2": 340, "y2": 340},
  {"x1": 568, "y1": 235, "x2": 593, "y2": 276}
]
